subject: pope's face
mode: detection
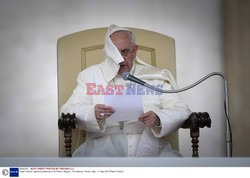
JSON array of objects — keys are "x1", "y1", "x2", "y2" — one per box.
[{"x1": 110, "y1": 31, "x2": 138, "y2": 75}]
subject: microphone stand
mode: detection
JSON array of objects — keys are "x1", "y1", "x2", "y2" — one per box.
[{"x1": 125, "y1": 72, "x2": 232, "y2": 157}]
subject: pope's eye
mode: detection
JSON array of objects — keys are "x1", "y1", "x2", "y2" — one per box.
[{"x1": 121, "y1": 49, "x2": 130, "y2": 56}]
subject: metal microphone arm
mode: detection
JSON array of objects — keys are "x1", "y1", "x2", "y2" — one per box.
[{"x1": 125, "y1": 72, "x2": 232, "y2": 157}]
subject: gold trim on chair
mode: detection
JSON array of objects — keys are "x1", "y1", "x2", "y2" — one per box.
[
  {"x1": 138, "y1": 45, "x2": 156, "y2": 67},
  {"x1": 81, "y1": 45, "x2": 104, "y2": 69}
]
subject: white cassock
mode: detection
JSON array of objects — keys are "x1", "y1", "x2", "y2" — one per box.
[{"x1": 60, "y1": 24, "x2": 191, "y2": 157}]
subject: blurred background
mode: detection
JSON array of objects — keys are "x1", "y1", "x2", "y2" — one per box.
[{"x1": 0, "y1": 0, "x2": 249, "y2": 157}]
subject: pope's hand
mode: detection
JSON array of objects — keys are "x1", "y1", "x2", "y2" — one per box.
[
  {"x1": 138, "y1": 111, "x2": 160, "y2": 128},
  {"x1": 95, "y1": 104, "x2": 115, "y2": 121}
]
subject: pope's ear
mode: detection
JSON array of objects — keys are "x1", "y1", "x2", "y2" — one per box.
[
  {"x1": 134, "y1": 45, "x2": 138, "y2": 51},
  {"x1": 132, "y1": 45, "x2": 138, "y2": 59},
  {"x1": 134, "y1": 45, "x2": 139, "y2": 54}
]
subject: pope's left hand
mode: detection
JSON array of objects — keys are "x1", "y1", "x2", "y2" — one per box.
[{"x1": 138, "y1": 111, "x2": 160, "y2": 128}]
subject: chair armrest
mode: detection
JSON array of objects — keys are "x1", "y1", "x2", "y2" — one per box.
[
  {"x1": 182, "y1": 112, "x2": 211, "y2": 129},
  {"x1": 58, "y1": 113, "x2": 76, "y2": 157},
  {"x1": 181, "y1": 112, "x2": 211, "y2": 157}
]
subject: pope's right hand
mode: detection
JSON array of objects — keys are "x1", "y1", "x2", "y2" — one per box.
[{"x1": 95, "y1": 104, "x2": 115, "y2": 121}]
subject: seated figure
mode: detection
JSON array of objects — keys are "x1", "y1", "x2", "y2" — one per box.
[{"x1": 60, "y1": 24, "x2": 191, "y2": 157}]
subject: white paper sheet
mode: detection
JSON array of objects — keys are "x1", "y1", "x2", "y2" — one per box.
[{"x1": 104, "y1": 91, "x2": 143, "y2": 123}]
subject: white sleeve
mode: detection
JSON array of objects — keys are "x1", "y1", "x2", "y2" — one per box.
[
  {"x1": 150, "y1": 81, "x2": 191, "y2": 137},
  {"x1": 60, "y1": 72, "x2": 106, "y2": 133}
]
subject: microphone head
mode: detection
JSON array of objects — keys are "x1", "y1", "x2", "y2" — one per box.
[{"x1": 122, "y1": 72, "x2": 130, "y2": 80}]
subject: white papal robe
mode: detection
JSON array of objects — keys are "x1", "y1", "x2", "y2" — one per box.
[{"x1": 60, "y1": 24, "x2": 191, "y2": 157}]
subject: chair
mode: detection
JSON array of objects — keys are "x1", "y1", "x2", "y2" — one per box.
[{"x1": 57, "y1": 27, "x2": 211, "y2": 157}]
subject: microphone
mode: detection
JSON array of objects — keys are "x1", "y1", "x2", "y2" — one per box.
[
  {"x1": 122, "y1": 72, "x2": 146, "y2": 86},
  {"x1": 122, "y1": 72, "x2": 163, "y2": 93}
]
